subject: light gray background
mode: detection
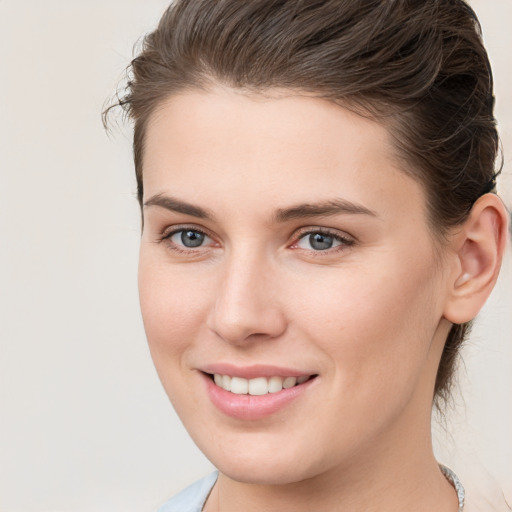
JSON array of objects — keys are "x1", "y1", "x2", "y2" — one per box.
[{"x1": 0, "y1": 1, "x2": 510, "y2": 511}]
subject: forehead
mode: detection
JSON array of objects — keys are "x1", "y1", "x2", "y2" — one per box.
[
  {"x1": 145, "y1": 87, "x2": 389, "y2": 164},
  {"x1": 142, "y1": 87, "x2": 426, "y2": 223}
]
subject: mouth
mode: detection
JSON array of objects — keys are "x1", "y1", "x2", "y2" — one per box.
[
  {"x1": 200, "y1": 365, "x2": 319, "y2": 420},
  {"x1": 208, "y1": 373, "x2": 316, "y2": 395}
]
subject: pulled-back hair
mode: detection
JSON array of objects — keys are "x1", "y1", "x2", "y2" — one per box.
[{"x1": 104, "y1": 0, "x2": 501, "y2": 405}]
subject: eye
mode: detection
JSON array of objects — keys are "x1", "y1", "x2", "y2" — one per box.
[
  {"x1": 169, "y1": 229, "x2": 212, "y2": 248},
  {"x1": 294, "y1": 230, "x2": 353, "y2": 251}
]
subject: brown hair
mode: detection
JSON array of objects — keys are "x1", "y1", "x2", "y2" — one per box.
[{"x1": 104, "y1": 0, "x2": 501, "y2": 406}]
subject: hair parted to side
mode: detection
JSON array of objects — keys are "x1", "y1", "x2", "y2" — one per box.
[{"x1": 104, "y1": 0, "x2": 501, "y2": 406}]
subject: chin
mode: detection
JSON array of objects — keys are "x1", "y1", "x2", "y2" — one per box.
[
  {"x1": 216, "y1": 458, "x2": 319, "y2": 486},
  {"x1": 194, "y1": 430, "x2": 329, "y2": 486}
]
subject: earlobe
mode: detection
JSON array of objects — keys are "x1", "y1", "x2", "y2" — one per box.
[{"x1": 443, "y1": 193, "x2": 509, "y2": 325}]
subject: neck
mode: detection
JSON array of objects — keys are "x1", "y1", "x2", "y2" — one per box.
[{"x1": 209, "y1": 439, "x2": 456, "y2": 512}]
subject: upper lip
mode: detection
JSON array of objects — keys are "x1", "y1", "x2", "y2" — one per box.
[{"x1": 199, "y1": 363, "x2": 316, "y2": 379}]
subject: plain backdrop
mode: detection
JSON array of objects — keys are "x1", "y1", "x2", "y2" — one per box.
[{"x1": 0, "y1": 1, "x2": 511, "y2": 511}]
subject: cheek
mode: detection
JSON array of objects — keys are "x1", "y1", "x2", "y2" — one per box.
[
  {"x1": 138, "y1": 250, "x2": 210, "y2": 366},
  {"x1": 292, "y1": 253, "x2": 442, "y2": 391}
]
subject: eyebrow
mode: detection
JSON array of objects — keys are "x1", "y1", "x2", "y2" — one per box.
[
  {"x1": 273, "y1": 198, "x2": 377, "y2": 222},
  {"x1": 143, "y1": 194, "x2": 377, "y2": 223},
  {"x1": 143, "y1": 194, "x2": 214, "y2": 220}
]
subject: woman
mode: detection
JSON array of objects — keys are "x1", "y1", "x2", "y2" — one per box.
[{"x1": 105, "y1": 1, "x2": 509, "y2": 510}]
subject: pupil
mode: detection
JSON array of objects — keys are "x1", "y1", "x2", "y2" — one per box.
[
  {"x1": 310, "y1": 233, "x2": 333, "y2": 250},
  {"x1": 181, "y1": 230, "x2": 205, "y2": 248}
]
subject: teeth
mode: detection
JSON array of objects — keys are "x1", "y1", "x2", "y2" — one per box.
[
  {"x1": 268, "y1": 376, "x2": 283, "y2": 393},
  {"x1": 248, "y1": 377, "x2": 268, "y2": 396},
  {"x1": 212, "y1": 374, "x2": 311, "y2": 395},
  {"x1": 230, "y1": 376, "x2": 248, "y2": 394},
  {"x1": 221, "y1": 375, "x2": 231, "y2": 391},
  {"x1": 283, "y1": 376, "x2": 297, "y2": 389}
]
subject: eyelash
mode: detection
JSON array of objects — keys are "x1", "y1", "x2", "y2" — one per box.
[
  {"x1": 157, "y1": 225, "x2": 355, "y2": 255},
  {"x1": 290, "y1": 228, "x2": 355, "y2": 254},
  {"x1": 157, "y1": 225, "x2": 216, "y2": 255}
]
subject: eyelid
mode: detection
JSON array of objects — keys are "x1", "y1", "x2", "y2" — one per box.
[
  {"x1": 155, "y1": 224, "x2": 354, "y2": 254},
  {"x1": 160, "y1": 223, "x2": 212, "y2": 239},
  {"x1": 158, "y1": 224, "x2": 219, "y2": 251},
  {"x1": 289, "y1": 226, "x2": 355, "y2": 250}
]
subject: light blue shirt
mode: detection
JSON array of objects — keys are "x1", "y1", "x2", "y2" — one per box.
[{"x1": 157, "y1": 472, "x2": 219, "y2": 512}]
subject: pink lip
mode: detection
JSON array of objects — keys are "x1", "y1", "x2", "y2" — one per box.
[
  {"x1": 201, "y1": 372, "x2": 317, "y2": 421},
  {"x1": 200, "y1": 363, "x2": 313, "y2": 379}
]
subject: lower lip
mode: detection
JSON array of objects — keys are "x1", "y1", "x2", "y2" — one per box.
[{"x1": 203, "y1": 373, "x2": 316, "y2": 421}]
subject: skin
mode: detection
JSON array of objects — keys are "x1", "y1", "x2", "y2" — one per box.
[{"x1": 138, "y1": 87, "x2": 507, "y2": 512}]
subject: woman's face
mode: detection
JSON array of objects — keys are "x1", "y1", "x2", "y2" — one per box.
[{"x1": 139, "y1": 88, "x2": 453, "y2": 484}]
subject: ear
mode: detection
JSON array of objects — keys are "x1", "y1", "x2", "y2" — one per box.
[{"x1": 443, "y1": 193, "x2": 510, "y2": 324}]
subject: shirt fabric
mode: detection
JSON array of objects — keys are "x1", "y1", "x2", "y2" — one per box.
[
  {"x1": 156, "y1": 472, "x2": 218, "y2": 512},
  {"x1": 156, "y1": 466, "x2": 469, "y2": 511}
]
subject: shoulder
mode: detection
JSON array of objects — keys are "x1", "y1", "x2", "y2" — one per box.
[{"x1": 156, "y1": 472, "x2": 219, "y2": 512}]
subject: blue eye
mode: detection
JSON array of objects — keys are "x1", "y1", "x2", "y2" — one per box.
[
  {"x1": 296, "y1": 231, "x2": 350, "y2": 251},
  {"x1": 170, "y1": 229, "x2": 211, "y2": 248}
]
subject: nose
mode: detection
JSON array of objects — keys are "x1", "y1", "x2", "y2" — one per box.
[{"x1": 207, "y1": 250, "x2": 287, "y2": 345}]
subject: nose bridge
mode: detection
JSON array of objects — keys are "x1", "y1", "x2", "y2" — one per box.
[{"x1": 208, "y1": 244, "x2": 286, "y2": 344}]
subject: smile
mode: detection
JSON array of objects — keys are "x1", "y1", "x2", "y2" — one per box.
[
  {"x1": 204, "y1": 371, "x2": 318, "y2": 420},
  {"x1": 212, "y1": 374, "x2": 313, "y2": 395}
]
